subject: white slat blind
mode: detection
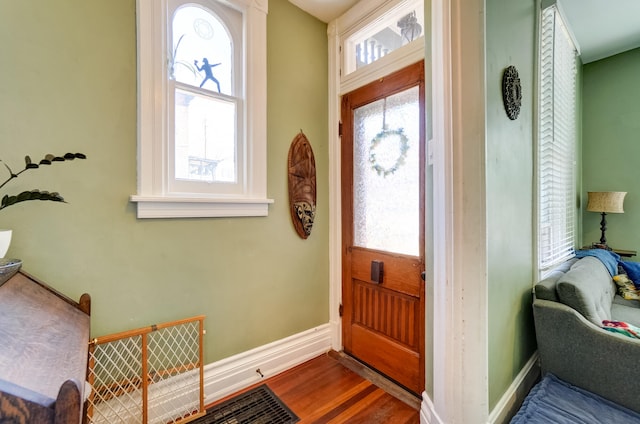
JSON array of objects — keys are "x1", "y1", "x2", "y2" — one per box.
[{"x1": 538, "y1": 4, "x2": 578, "y2": 271}]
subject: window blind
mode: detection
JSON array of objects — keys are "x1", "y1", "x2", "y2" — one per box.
[{"x1": 538, "y1": 5, "x2": 578, "y2": 271}]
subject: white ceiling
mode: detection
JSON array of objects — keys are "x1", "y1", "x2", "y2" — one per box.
[
  {"x1": 289, "y1": 0, "x2": 640, "y2": 64},
  {"x1": 287, "y1": 0, "x2": 358, "y2": 24},
  {"x1": 561, "y1": 0, "x2": 640, "y2": 63}
]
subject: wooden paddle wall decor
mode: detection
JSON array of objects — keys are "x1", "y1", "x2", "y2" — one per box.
[{"x1": 288, "y1": 131, "x2": 316, "y2": 239}]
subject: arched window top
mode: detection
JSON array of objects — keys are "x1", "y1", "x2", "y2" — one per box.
[{"x1": 171, "y1": 5, "x2": 236, "y2": 96}]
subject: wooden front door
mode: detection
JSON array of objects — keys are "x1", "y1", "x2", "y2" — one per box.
[{"x1": 341, "y1": 61, "x2": 425, "y2": 395}]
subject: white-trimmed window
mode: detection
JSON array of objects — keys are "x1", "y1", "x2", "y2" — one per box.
[
  {"x1": 132, "y1": 0, "x2": 272, "y2": 218},
  {"x1": 537, "y1": 0, "x2": 579, "y2": 272}
]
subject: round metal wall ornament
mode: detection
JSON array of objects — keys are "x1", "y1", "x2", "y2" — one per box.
[
  {"x1": 502, "y1": 65, "x2": 522, "y2": 120},
  {"x1": 288, "y1": 131, "x2": 316, "y2": 239}
]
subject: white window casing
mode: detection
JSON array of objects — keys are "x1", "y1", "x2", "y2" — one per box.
[{"x1": 132, "y1": 0, "x2": 272, "y2": 218}]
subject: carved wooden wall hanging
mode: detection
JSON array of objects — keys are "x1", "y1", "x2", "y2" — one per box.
[{"x1": 288, "y1": 131, "x2": 317, "y2": 239}]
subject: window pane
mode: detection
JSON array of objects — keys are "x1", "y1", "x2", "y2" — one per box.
[
  {"x1": 343, "y1": 0, "x2": 424, "y2": 75},
  {"x1": 171, "y1": 6, "x2": 232, "y2": 96},
  {"x1": 353, "y1": 86, "x2": 420, "y2": 256},
  {"x1": 175, "y1": 88, "x2": 236, "y2": 183}
]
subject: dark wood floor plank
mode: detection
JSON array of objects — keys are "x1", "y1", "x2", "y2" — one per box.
[
  {"x1": 206, "y1": 351, "x2": 420, "y2": 424},
  {"x1": 328, "y1": 350, "x2": 422, "y2": 410},
  {"x1": 270, "y1": 357, "x2": 363, "y2": 415},
  {"x1": 337, "y1": 392, "x2": 419, "y2": 424},
  {"x1": 271, "y1": 352, "x2": 419, "y2": 423},
  {"x1": 299, "y1": 381, "x2": 378, "y2": 423}
]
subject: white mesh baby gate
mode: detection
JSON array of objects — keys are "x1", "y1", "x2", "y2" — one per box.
[{"x1": 85, "y1": 316, "x2": 206, "y2": 424}]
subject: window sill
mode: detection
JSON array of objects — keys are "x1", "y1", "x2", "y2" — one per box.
[{"x1": 130, "y1": 195, "x2": 274, "y2": 218}]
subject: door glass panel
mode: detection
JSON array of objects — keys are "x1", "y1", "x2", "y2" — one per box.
[{"x1": 353, "y1": 86, "x2": 420, "y2": 256}]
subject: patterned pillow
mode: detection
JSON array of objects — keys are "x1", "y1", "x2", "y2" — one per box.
[
  {"x1": 602, "y1": 320, "x2": 640, "y2": 339},
  {"x1": 612, "y1": 274, "x2": 640, "y2": 300}
]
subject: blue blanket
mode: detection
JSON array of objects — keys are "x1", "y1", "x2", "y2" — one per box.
[
  {"x1": 575, "y1": 249, "x2": 620, "y2": 276},
  {"x1": 511, "y1": 373, "x2": 640, "y2": 423},
  {"x1": 576, "y1": 249, "x2": 640, "y2": 289}
]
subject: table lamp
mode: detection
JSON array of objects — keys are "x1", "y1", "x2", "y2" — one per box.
[{"x1": 586, "y1": 191, "x2": 626, "y2": 248}]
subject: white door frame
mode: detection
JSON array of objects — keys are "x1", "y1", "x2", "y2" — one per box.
[
  {"x1": 426, "y1": 0, "x2": 489, "y2": 422},
  {"x1": 328, "y1": 0, "x2": 489, "y2": 422},
  {"x1": 327, "y1": 0, "x2": 425, "y2": 352}
]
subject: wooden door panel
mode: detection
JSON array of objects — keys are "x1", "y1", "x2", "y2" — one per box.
[
  {"x1": 350, "y1": 324, "x2": 420, "y2": 393},
  {"x1": 341, "y1": 60, "x2": 425, "y2": 396},
  {"x1": 350, "y1": 247, "x2": 422, "y2": 297},
  {"x1": 352, "y1": 280, "x2": 420, "y2": 349}
]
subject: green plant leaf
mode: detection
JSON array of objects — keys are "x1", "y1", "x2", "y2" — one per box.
[
  {"x1": 1, "y1": 152, "x2": 86, "y2": 211},
  {"x1": 0, "y1": 190, "x2": 66, "y2": 211},
  {"x1": 24, "y1": 155, "x2": 39, "y2": 169},
  {"x1": 16, "y1": 191, "x2": 32, "y2": 202}
]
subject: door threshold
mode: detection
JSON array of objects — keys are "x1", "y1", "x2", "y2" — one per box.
[{"x1": 328, "y1": 350, "x2": 422, "y2": 410}]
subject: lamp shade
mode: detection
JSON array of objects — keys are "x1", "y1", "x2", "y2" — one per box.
[{"x1": 586, "y1": 191, "x2": 626, "y2": 213}]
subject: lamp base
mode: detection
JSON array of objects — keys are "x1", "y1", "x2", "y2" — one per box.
[
  {"x1": 597, "y1": 211, "x2": 609, "y2": 246},
  {"x1": 590, "y1": 243, "x2": 611, "y2": 251}
]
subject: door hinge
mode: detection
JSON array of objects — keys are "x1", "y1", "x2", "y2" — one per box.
[
  {"x1": 339, "y1": 303, "x2": 343, "y2": 317},
  {"x1": 338, "y1": 121, "x2": 343, "y2": 137}
]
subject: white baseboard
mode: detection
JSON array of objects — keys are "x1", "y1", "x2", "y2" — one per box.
[
  {"x1": 487, "y1": 352, "x2": 540, "y2": 424},
  {"x1": 420, "y1": 392, "x2": 444, "y2": 424},
  {"x1": 420, "y1": 352, "x2": 539, "y2": 424},
  {"x1": 203, "y1": 324, "x2": 332, "y2": 404}
]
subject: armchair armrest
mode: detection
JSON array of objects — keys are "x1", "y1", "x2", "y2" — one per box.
[{"x1": 533, "y1": 297, "x2": 640, "y2": 413}]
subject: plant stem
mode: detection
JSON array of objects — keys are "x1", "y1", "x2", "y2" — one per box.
[{"x1": 0, "y1": 164, "x2": 30, "y2": 191}]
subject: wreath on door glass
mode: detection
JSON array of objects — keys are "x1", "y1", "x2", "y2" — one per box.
[
  {"x1": 369, "y1": 128, "x2": 409, "y2": 177},
  {"x1": 368, "y1": 97, "x2": 409, "y2": 177}
]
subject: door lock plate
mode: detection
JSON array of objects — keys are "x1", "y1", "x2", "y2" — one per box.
[{"x1": 371, "y1": 260, "x2": 384, "y2": 284}]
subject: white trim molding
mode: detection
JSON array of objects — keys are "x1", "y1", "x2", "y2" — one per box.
[
  {"x1": 428, "y1": 0, "x2": 489, "y2": 422},
  {"x1": 203, "y1": 324, "x2": 332, "y2": 404},
  {"x1": 420, "y1": 391, "x2": 445, "y2": 424},
  {"x1": 339, "y1": 38, "x2": 425, "y2": 95},
  {"x1": 488, "y1": 353, "x2": 540, "y2": 424},
  {"x1": 129, "y1": 196, "x2": 274, "y2": 218},
  {"x1": 421, "y1": 353, "x2": 539, "y2": 424},
  {"x1": 327, "y1": 20, "x2": 343, "y2": 352}
]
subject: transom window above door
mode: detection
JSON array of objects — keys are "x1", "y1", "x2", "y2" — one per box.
[{"x1": 341, "y1": 0, "x2": 424, "y2": 76}]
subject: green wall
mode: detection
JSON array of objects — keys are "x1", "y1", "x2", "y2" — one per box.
[
  {"x1": 486, "y1": 0, "x2": 537, "y2": 409},
  {"x1": 582, "y1": 48, "x2": 640, "y2": 255},
  {"x1": 0, "y1": 0, "x2": 329, "y2": 364}
]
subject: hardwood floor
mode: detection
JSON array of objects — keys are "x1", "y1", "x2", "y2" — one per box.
[{"x1": 208, "y1": 351, "x2": 420, "y2": 424}]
